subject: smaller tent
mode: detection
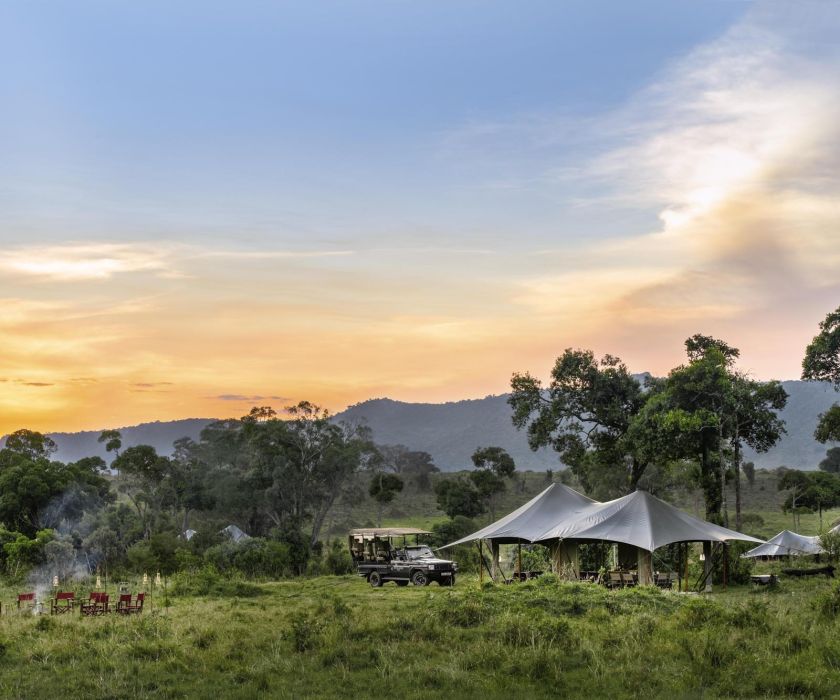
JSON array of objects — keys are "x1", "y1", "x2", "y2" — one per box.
[
  {"x1": 221, "y1": 524, "x2": 251, "y2": 543},
  {"x1": 742, "y1": 530, "x2": 823, "y2": 558}
]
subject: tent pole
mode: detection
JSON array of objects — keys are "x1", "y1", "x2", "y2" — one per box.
[
  {"x1": 517, "y1": 542, "x2": 522, "y2": 580},
  {"x1": 677, "y1": 543, "x2": 682, "y2": 592},
  {"x1": 478, "y1": 541, "x2": 484, "y2": 584},
  {"x1": 723, "y1": 543, "x2": 728, "y2": 591}
]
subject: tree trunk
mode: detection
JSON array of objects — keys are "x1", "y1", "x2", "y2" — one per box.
[
  {"x1": 701, "y1": 434, "x2": 722, "y2": 523},
  {"x1": 719, "y1": 423, "x2": 729, "y2": 527},
  {"x1": 309, "y1": 494, "x2": 337, "y2": 548},
  {"x1": 733, "y1": 436, "x2": 742, "y2": 531}
]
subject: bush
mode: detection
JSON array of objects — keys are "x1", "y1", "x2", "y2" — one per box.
[
  {"x1": 170, "y1": 565, "x2": 262, "y2": 597},
  {"x1": 203, "y1": 538, "x2": 291, "y2": 578},
  {"x1": 713, "y1": 541, "x2": 754, "y2": 585},
  {"x1": 815, "y1": 581, "x2": 840, "y2": 619},
  {"x1": 322, "y1": 541, "x2": 353, "y2": 575}
]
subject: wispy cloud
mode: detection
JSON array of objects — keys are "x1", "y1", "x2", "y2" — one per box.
[
  {"x1": 213, "y1": 394, "x2": 289, "y2": 402},
  {"x1": 0, "y1": 243, "x2": 179, "y2": 281}
]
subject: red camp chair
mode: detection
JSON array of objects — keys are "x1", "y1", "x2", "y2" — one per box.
[
  {"x1": 116, "y1": 594, "x2": 133, "y2": 615},
  {"x1": 51, "y1": 591, "x2": 75, "y2": 614},
  {"x1": 80, "y1": 592, "x2": 109, "y2": 616},
  {"x1": 17, "y1": 592, "x2": 35, "y2": 610}
]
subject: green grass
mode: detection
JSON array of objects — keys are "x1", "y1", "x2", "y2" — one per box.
[{"x1": 1, "y1": 573, "x2": 839, "y2": 698}]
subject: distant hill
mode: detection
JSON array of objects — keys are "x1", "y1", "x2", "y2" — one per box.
[
  {"x1": 335, "y1": 381, "x2": 840, "y2": 471},
  {"x1": 2, "y1": 419, "x2": 215, "y2": 465},
  {"x1": 5, "y1": 380, "x2": 838, "y2": 470}
]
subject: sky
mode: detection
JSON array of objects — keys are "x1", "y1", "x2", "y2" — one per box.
[{"x1": 1, "y1": 1, "x2": 839, "y2": 434}]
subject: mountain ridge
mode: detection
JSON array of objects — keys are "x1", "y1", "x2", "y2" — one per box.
[{"x1": 3, "y1": 380, "x2": 838, "y2": 470}]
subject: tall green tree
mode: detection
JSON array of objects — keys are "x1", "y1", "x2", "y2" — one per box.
[
  {"x1": 803, "y1": 305, "x2": 840, "y2": 443},
  {"x1": 3, "y1": 429, "x2": 57, "y2": 460},
  {"x1": 470, "y1": 446, "x2": 516, "y2": 519},
  {"x1": 97, "y1": 429, "x2": 122, "y2": 459},
  {"x1": 509, "y1": 349, "x2": 647, "y2": 498},
  {"x1": 820, "y1": 447, "x2": 840, "y2": 474},
  {"x1": 369, "y1": 472, "x2": 404, "y2": 527},
  {"x1": 112, "y1": 445, "x2": 173, "y2": 539},
  {"x1": 0, "y1": 433, "x2": 110, "y2": 536},
  {"x1": 778, "y1": 469, "x2": 809, "y2": 529},
  {"x1": 633, "y1": 335, "x2": 785, "y2": 525},
  {"x1": 727, "y1": 373, "x2": 788, "y2": 529}
]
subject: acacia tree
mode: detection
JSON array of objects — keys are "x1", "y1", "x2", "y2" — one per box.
[
  {"x1": 112, "y1": 445, "x2": 173, "y2": 539},
  {"x1": 509, "y1": 349, "x2": 647, "y2": 498},
  {"x1": 470, "y1": 446, "x2": 515, "y2": 519},
  {"x1": 377, "y1": 444, "x2": 439, "y2": 491},
  {"x1": 820, "y1": 447, "x2": 840, "y2": 474},
  {"x1": 803, "y1": 305, "x2": 840, "y2": 443},
  {"x1": 778, "y1": 469, "x2": 809, "y2": 529},
  {"x1": 633, "y1": 335, "x2": 785, "y2": 525},
  {"x1": 727, "y1": 373, "x2": 788, "y2": 529},
  {"x1": 98, "y1": 429, "x2": 122, "y2": 459},
  {"x1": 369, "y1": 472, "x2": 404, "y2": 527},
  {"x1": 238, "y1": 402, "x2": 378, "y2": 548}
]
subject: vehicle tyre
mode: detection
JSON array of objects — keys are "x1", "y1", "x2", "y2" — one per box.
[
  {"x1": 396, "y1": 580, "x2": 409, "y2": 587},
  {"x1": 368, "y1": 571, "x2": 383, "y2": 588},
  {"x1": 411, "y1": 570, "x2": 429, "y2": 587}
]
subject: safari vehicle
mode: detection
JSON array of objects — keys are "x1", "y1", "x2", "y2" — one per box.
[{"x1": 349, "y1": 527, "x2": 458, "y2": 587}]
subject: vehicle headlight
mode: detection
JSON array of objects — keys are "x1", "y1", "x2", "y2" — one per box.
[{"x1": 428, "y1": 565, "x2": 435, "y2": 570}]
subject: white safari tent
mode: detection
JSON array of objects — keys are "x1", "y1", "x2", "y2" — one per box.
[
  {"x1": 742, "y1": 530, "x2": 823, "y2": 558},
  {"x1": 442, "y1": 485, "x2": 763, "y2": 589}
]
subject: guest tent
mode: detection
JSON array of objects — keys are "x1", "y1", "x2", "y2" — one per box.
[
  {"x1": 533, "y1": 490, "x2": 763, "y2": 552},
  {"x1": 442, "y1": 487, "x2": 763, "y2": 589},
  {"x1": 742, "y1": 530, "x2": 823, "y2": 558},
  {"x1": 441, "y1": 482, "x2": 596, "y2": 547}
]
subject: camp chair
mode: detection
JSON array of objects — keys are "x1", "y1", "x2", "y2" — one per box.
[
  {"x1": 80, "y1": 592, "x2": 109, "y2": 616},
  {"x1": 129, "y1": 592, "x2": 145, "y2": 614},
  {"x1": 51, "y1": 591, "x2": 75, "y2": 614},
  {"x1": 607, "y1": 571, "x2": 623, "y2": 589},
  {"x1": 17, "y1": 592, "x2": 36, "y2": 610},
  {"x1": 116, "y1": 594, "x2": 133, "y2": 615},
  {"x1": 621, "y1": 571, "x2": 636, "y2": 588}
]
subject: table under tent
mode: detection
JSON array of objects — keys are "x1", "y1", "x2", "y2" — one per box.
[
  {"x1": 742, "y1": 530, "x2": 824, "y2": 559},
  {"x1": 441, "y1": 484, "x2": 764, "y2": 591}
]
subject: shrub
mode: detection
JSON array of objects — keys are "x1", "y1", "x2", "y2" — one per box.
[
  {"x1": 170, "y1": 565, "x2": 262, "y2": 597},
  {"x1": 203, "y1": 538, "x2": 291, "y2": 578},
  {"x1": 322, "y1": 541, "x2": 353, "y2": 575},
  {"x1": 815, "y1": 581, "x2": 840, "y2": 619}
]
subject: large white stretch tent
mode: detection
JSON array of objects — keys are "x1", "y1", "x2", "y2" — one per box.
[
  {"x1": 442, "y1": 485, "x2": 763, "y2": 588},
  {"x1": 742, "y1": 530, "x2": 823, "y2": 558},
  {"x1": 534, "y1": 490, "x2": 763, "y2": 551},
  {"x1": 441, "y1": 483, "x2": 596, "y2": 547}
]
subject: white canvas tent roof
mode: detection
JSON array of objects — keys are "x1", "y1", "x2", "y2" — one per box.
[
  {"x1": 442, "y1": 487, "x2": 763, "y2": 554},
  {"x1": 533, "y1": 490, "x2": 764, "y2": 552},
  {"x1": 440, "y1": 482, "x2": 596, "y2": 548},
  {"x1": 221, "y1": 524, "x2": 251, "y2": 543},
  {"x1": 742, "y1": 530, "x2": 823, "y2": 558}
]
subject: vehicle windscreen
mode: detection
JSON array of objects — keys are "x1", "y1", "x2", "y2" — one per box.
[{"x1": 406, "y1": 546, "x2": 435, "y2": 560}]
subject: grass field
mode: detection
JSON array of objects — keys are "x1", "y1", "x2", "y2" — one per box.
[{"x1": 1, "y1": 571, "x2": 839, "y2": 699}]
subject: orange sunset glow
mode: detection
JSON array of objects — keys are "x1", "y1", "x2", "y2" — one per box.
[{"x1": 2, "y1": 2, "x2": 839, "y2": 436}]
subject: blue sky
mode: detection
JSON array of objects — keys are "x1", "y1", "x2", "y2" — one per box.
[
  {"x1": 2, "y1": 1, "x2": 840, "y2": 432},
  {"x1": 1, "y1": 1, "x2": 747, "y2": 245}
]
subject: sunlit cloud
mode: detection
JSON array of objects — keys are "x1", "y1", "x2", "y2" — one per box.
[{"x1": 0, "y1": 243, "x2": 180, "y2": 280}]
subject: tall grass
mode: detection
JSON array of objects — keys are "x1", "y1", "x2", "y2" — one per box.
[{"x1": 0, "y1": 574, "x2": 837, "y2": 698}]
